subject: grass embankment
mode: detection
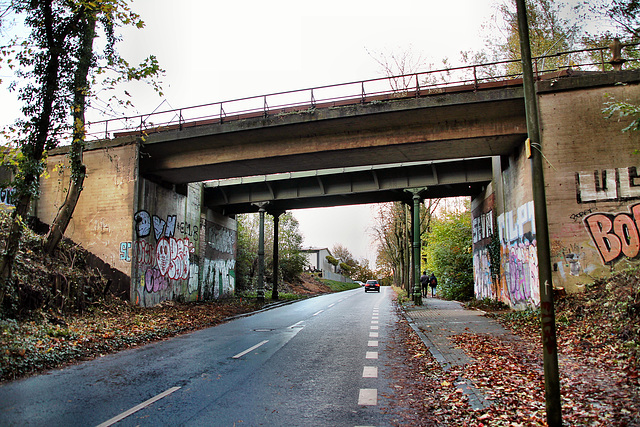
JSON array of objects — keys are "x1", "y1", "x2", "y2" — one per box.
[{"x1": 319, "y1": 279, "x2": 361, "y2": 292}]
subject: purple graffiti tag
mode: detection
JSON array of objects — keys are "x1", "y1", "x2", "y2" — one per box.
[{"x1": 145, "y1": 268, "x2": 169, "y2": 293}]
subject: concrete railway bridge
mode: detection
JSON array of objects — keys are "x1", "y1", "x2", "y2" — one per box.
[{"x1": 33, "y1": 48, "x2": 640, "y2": 308}]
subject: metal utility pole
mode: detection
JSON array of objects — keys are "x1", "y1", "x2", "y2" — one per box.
[{"x1": 515, "y1": 0, "x2": 562, "y2": 425}]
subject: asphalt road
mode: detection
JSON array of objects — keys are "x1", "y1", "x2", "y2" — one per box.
[{"x1": 0, "y1": 287, "x2": 400, "y2": 426}]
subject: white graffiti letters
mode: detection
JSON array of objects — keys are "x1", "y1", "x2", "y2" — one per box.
[{"x1": 577, "y1": 166, "x2": 640, "y2": 203}]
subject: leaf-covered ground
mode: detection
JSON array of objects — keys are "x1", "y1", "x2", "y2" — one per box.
[
  {"x1": 384, "y1": 271, "x2": 640, "y2": 426},
  {"x1": 0, "y1": 297, "x2": 261, "y2": 382}
]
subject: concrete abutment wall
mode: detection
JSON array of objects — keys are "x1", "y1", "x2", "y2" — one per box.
[
  {"x1": 472, "y1": 75, "x2": 640, "y2": 309},
  {"x1": 38, "y1": 142, "x2": 237, "y2": 307}
]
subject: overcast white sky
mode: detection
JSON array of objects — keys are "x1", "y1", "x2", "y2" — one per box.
[{"x1": 1, "y1": 0, "x2": 511, "y2": 267}]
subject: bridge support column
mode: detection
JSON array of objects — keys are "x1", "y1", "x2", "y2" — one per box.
[
  {"x1": 411, "y1": 191, "x2": 423, "y2": 306},
  {"x1": 271, "y1": 210, "x2": 284, "y2": 301},
  {"x1": 257, "y1": 204, "x2": 266, "y2": 303}
]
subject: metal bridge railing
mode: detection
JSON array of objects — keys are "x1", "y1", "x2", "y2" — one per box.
[{"x1": 85, "y1": 43, "x2": 638, "y2": 141}]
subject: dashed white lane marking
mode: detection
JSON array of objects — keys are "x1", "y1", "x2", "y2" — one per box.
[
  {"x1": 96, "y1": 386, "x2": 181, "y2": 427},
  {"x1": 362, "y1": 366, "x2": 378, "y2": 378},
  {"x1": 289, "y1": 320, "x2": 304, "y2": 329},
  {"x1": 365, "y1": 351, "x2": 378, "y2": 359},
  {"x1": 328, "y1": 303, "x2": 335, "y2": 308},
  {"x1": 371, "y1": 320, "x2": 379, "y2": 324},
  {"x1": 358, "y1": 389, "x2": 378, "y2": 405},
  {"x1": 372, "y1": 316, "x2": 379, "y2": 319},
  {"x1": 370, "y1": 325, "x2": 379, "y2": 330},
  {"x1": 232, "y1": 340, "x2": 269, "y2": 359},
  {"x1": 369, "y1": 332, "x2": 379, "y2": 338},
  {"x1": 313, "y1": 310, "x2": 324, "y2": 316},
  {"x1": 368, "y1": 340, "x2": 378, "y2": 347}
]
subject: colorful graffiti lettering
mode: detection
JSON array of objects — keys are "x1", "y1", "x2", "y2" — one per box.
[
  {"x1": 497, "y1": 201, "x2": 540, "y2": 307},
  {"x1": 120, "y1": 242, "x2": 132, "y2": 262},
  {"x1": 584, "y1": 202, "x2": 640, "y2": 265},
  {"x1": 0, "y1": 187, "x2": 15, "y2": 208},
  {"x1": 136, "y1": 236, "x2": 195, "y2": 284},
  {"x1": 144, "y1": 268, "x2": 169, "y2": 293},
  {"x1": 134, "y1": 210, "x2": 151, "y2": 238},
  {"x1": 576, "y1": 166, "x2": 640, "y2": 203},
  {"x1": 473, "y1": 247, "x2": 493, "y2": 299}
]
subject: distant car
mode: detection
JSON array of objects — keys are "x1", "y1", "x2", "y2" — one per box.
[
  {"x1": 364, "y1": 279, "x2": 380, "y2": 293},
  {"x1": 355, "y1": 280, "x2": 365, "y2": 286}
]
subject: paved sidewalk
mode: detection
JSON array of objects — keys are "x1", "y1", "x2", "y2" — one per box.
[{"x1": 402, "y1": 296, "x2": 520, "y2": 410}]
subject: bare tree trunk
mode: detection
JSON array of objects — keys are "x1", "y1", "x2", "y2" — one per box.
[
  {"x1": 44, "y1": 165, "x2": 86, "y2": 254},
  {"x1": 0, "y1": 1, "x2": 64, "y2": 305},
  {"x1": 44, "y1": 12, "x2": 96, "y2": 255}
]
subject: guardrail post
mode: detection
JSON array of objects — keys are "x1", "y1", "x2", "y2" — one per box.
[
  {"x1": 220, "y1": 103, "x2": 225, "y2": 124},
  {"x1": 263, "y1": 95, "x2": 269, "y2": 117},
  {"x1": 311, "y1": 89, "x2": 316, "y2": 108},
  {"x1": 361, "y1": 82, "x2": 366, "y2": 104},
  {"x1": 415, "y1": 74, "x2": 420, "y2": 98},
  {"x1": 179, "y1": 110, "x2": 184, "y2": 130},
  {"x1": 473, "y1": 66, "x2": 478, "y2": 91}
]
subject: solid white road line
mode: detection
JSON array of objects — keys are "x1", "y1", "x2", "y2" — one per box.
[
  {"x1": 362, "y1": 366, "x2": 378, "y2": 378},
  {"x1": 358, "y1": 389, "x2": 378, "y2": 405},
  {"x1": 96, "y1": 386, "x2": 181, "y2": 427},
  {"x1": 365, "y1": 351, "x2": 378, "y2": 359},
  {"x1": 232, "y1": 340, "x2": 269, "y2": 359}
]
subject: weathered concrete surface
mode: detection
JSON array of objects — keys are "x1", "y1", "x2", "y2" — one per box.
[{"x1": 138, "y1": 86, "x2": 528, "y2": 183}]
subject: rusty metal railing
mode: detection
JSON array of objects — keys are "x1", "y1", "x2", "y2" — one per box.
[{"x1": 84, "y1": 43, "x2": 638, "y2": 141}]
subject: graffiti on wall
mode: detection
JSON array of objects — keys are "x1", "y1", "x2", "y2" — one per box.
[
  {"x1": 0, "y1": 187, "x2": 15, "y2": 210},
  {"x1": 473, "y1": 210, "x2": 495, "y2": 300},
  {"x1": 120, "y1": 242, "x2": 132, "y2": 262},
  {"x1": 584, "y1": 202, "x2": 640, "y2": 265},
  {"x1": 497, "y1": 201, "x2": 540, "y2": 306},
  {"x1": 133, "y1": 210, "x2": 197, "y2": 298},
  {"x1": 473, "y1": 247, "x2": 493, "y2": 299},
  {"x1": 202, "y1": 258, "x2": 236, "y2": 299},
  {"x1": 202, "y1": 220, "x2": 237, "y2": 299},
  {"x1": 576, "y1": 166, "x2": 640, "y2": 203}
]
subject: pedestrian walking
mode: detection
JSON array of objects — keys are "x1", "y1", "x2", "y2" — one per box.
[
  {"x1": 429, "y1": 273, "x2": 438, "y2": 297},
  {"x1": 420, "y1": 271, "x2": 429, "y2": 297}
]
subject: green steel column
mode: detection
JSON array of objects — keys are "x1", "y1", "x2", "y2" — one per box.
[
  {"x1": 257, "y1": 205, "x2": 266, "y2": 303},
  {"x1": 515, "y1": 0, "x2": 562, "y2": 425},
  {"x1": 272, "y1": 211, "x2": 282, "y2": 301},
  {"x1": 412, "y1": 193, "x2": 422, "y2": 306}
]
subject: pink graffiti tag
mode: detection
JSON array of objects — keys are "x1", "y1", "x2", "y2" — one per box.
[
  {"x1": 145, "y1": 268, "x2": 169, "y2": 293},
  {"x1": 584, "y1": 203, "x2": 640, "y2": 264}
]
